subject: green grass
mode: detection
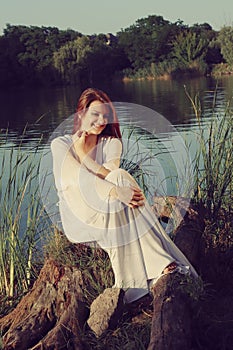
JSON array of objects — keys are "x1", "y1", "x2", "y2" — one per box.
[
  {"x1": 0, "y1": 94, "x2": 232, "y2": 348},
  {"x1": 185, "y1": 86, "x2": 233, "y2": 221},
  {"x1": 0, "y1": 132, "x2": 51, "y2": 308}
]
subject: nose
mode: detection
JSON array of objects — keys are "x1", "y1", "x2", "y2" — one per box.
[{"x1": 97, "y1": 114, "x2": 107, "y2": 125}]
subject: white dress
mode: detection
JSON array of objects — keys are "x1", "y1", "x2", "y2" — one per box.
[{"x1": 51, "y1": 135, "x2": 197, "y2": 303}]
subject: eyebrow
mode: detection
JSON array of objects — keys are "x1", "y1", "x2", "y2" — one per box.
[{"x1": 91, "y1": 109, "x2": 109, "y2": 116}]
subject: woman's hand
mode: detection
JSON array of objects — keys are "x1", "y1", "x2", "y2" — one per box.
[
  {"x1": 111, "y1": 186, "x2": 145, "y2": 208},
  {"x1": 72, "y1": 131, "x2": 111, "y2": 179},
  {"x1": 72, "y1": 131, "x2": 88, "y2": 161}
]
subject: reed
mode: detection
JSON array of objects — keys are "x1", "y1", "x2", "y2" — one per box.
[
  {"x1": 185, "y1": 87, "x2": 233, "y2": 220},
  {"x1": 0, "y1": 133, "x2": 50, "y2": 303}
]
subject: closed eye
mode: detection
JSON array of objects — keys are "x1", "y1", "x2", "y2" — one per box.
[{"x1": 91, "y1": 112, "x2": 109, "y2": 119}]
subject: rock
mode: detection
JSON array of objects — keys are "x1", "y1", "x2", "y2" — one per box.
[
  {"x1": 87, "y1": 288, "x2": 125, "y2": 337},
  {"x1": 148, "y1": 273, "x2": 192, "y2": 350}
]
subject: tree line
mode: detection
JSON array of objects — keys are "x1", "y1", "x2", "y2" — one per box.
[{"x1": 0, "y1": 15, "x2": 233, "y2": 88}]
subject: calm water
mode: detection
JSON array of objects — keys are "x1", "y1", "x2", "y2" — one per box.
[
  {"x1": 0, "y1": 75, "x2": 233, "y2": 149},
  {"x1": 0, "y1": 76, "x2": 232, "y2": 237}
]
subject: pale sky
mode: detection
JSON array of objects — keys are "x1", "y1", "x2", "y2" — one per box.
[{"x1": 1, "y1": 0, "x2": 233, "y2": 35}]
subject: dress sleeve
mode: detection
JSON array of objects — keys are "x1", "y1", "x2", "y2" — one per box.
[
  {"x1": 51, "y1": 136, "x2": 115, "y2": 199},
  {"x1": 102, "y1": 137, "x2": 122, "y2": 171}
]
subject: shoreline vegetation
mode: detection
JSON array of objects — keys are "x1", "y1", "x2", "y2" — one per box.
[
  {"x1": 0, "y1": 94, "x2": 232, "y2": 349},
  {"x1": 122, "y1": 62, "x2": 233, "y2": 81},
  {"x1": 1, "y1": 15, "x2": 233, "y2": 89}
]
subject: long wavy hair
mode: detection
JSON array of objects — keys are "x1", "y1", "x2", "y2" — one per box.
[{"x1": 72, "y1": 88, "x2": 121, "y2": 139}]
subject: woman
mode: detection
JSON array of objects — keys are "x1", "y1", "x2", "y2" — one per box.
[{"x1": 51, "y1": 87, "x2": 197, "y2": 303}]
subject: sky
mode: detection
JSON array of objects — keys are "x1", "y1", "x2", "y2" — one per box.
[{"x1": 1, "y1": 0, "x2": 233, "y2": 35}]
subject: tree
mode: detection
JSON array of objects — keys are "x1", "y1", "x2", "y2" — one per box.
[
  {"x1": 0, "y1": 24, "x2": 29, "y2": 86},
  {"x1": 53, "y1": 36, "x2": 92, "y2": 84},
  {"x1": 117, "y1": 15, "x2": 177, "y2": 70},
  {"x1": 86, "y1": 34, "x2": 129, "y2": 82},
  {"x1": 0, "y1": 24, "x2": 82, "y2": 86},
  {"x1": 171, "y1": 30, "x2": 209, "y2": 67},
  {"x1": 218, "y1": 26, "x2": 233, "y2": 66}
]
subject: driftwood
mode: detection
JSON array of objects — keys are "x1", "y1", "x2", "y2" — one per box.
[
  {"x1": 0, "y1": 196, "x2": 204, "y2": 350},
  {"x1": 148, "y1": 196, "x2": 205, "y2": 350}
]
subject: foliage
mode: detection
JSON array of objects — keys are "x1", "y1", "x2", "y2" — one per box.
[
  {"x1": 0, "y1": 20, "x2": 232, "y2": 87},
  {"x1": 185, "y1": 88, "x2": 233, "y2": 220},
  {"x1": 122, "y1": 60, "x2": 179, "y2": 79},
  {"x1": 217, "y1": 26, "x2": 233, "y2": 65},
  {"x1": 117, "y1": 15, "x2": 180, "y2": 70},
  {"x1": 0, "y1": 133, "x2": 51, "y2": 301},
  {"x1": 171, "y1": 30, "x2": 209, "y2": 67},
  {"x1": 211, "y1": 62, "x2": 233, "y2": 76},
  {"x1": 0, "y1": 24, "x2": 81, "y2": 86},
  {"x1": 53, "y1": 36, "x2": 92, "y2": 84}
]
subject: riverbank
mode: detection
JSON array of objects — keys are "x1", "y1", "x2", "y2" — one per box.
[
  {"x1": 121, "y1": 63, "x2": 233, "y2": 82},
  {"x1": 0, "y1": 91, "x2": 232, "y2": 349},
  {"x1": 0, "y1": 201, "x2": 232, "y2": 349}
]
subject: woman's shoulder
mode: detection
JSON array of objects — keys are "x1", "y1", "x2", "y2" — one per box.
[
  {"x1": 51, "y1": 134, "x2": 73, "y2": 152},
  {"x1": 51, "y1": 134, "x2": 72, "y2": 146},
  {"x1": 99, "y1": 136, "x2": 122, "y2": 147}
]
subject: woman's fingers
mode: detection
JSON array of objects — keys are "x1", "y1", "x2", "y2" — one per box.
[
  {"x1": 131, "y1": 188, "x2": 145, "y2": 201},
  {"x1": 128, "y1": 200, "x2": 144, "y2": 208},
  {"x1": 75, "y1": 130, "x2": 88, "y2": 138},
  {"x1": 128, "y1": 187, "x2": 145, "y2": 208}
]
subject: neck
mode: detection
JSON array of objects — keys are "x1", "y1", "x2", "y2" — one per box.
[{"x1": 85, "y1": 133, "x2": 98, "y2": 147}]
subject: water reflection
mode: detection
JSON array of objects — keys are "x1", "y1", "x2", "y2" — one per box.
[
  {"x1": 0, "y1": 76, "x2": 232, "y2": 148},
  {"x1": 1, "y1": 77, "x2": 232, "y2": 240}
]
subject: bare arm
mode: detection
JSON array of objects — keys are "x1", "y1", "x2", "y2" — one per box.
[
  {"x1": 72, "y1": 132, "x2": 111, "y2": 179},
  {"x1": 72, "y1": 132, "x2": 145, "y2": 208}
]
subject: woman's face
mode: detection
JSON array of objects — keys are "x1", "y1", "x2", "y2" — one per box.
[{"x1": 80, "y1": 100, "x2": 109, "y2": 135}]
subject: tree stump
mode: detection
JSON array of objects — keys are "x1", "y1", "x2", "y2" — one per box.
[
  {"x1": 148, "y1": 273, "x2": 192, "y2": 350},
  {"x1": 148, "y1": 196, "x2": 205, "y2": 350},
  {"x1": 0, "y1": 259, "x2": 88, "y2": 350},
  {"x1": 0, "y1": 196, "x2": 205, "y2": 349}
]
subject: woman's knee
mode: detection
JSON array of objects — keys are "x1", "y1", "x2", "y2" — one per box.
[{"x1": 106, "y1": 168, "x2": 138, "y2": 187}]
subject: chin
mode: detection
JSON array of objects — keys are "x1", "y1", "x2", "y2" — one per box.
[{"x1": 90, "y1": 126, "x2": 106, "y2": 135}]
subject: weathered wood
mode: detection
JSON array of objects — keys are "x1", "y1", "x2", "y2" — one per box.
[
  {"x1": 153, "y1": 195, "x2": 205, "y2": 267},
  {"x1": 0, "y1": 259, "x2": 88, "y2": 350},
  {"x1": 148, "y1": 196, "x2": 204, "y2": 350},
  {"x1": 0, "y1": 196, "x2": 204, "y2": 349},
  {"x1": 148, "y1": 273, "x2": 192, "y2": 350},
  {"x1": 87, "y1": 287, "x2": 125, "y2": 337}
]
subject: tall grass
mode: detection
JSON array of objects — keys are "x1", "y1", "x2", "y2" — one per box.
[
  {"x1": 185, "y1": 87, "x2": 233, "y2": 220},
  {"x1": 0, "y1": 133, "x2": 51, "y2": 303},
  {"x1": 1, "y1": 93, "x2": 232, "y2": 307}
]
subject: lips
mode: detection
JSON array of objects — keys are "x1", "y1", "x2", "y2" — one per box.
[{"x1": 92, "y1": 123, "x2": 106, "y2": 129}]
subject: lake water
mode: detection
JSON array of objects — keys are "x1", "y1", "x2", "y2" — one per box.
[
  {"x1": 0, "y1": 75, "x2": 232, "y2": 242},
  {"x1": 1, "y1": 75, "x2": 233, "y2": 196},
  {"x1": 1, "y1": 75, "x2": 233, "y2": 148}
]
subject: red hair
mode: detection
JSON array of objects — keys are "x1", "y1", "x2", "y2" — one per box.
[{"x1": 72, "y1": 88, "x2": 121, "y2": 139}]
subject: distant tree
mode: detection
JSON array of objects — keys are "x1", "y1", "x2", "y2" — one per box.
[
  {"x1": 190, "y1": 22, "x2": 213, "y2": 34},
  {"x1": 188, "y1": 23, "x2": 223, "y2": 65},
  {"x1": 53, "y1": 36, "x2": 92, "y2": 84},
  {"x1": 0, "y1": 36, "x2": 14, "y2": 86},
  {"x1": 217, "y1": 26, "x2": 233, "y2": 65},
  {"x1": 53, "y1": 33, "x2": 129, "y2": 85},
  {"x1": 0, "y1": 24, "x2": 29, "y2": 86},
  {"x1": 117, "y1": 15, "x2": 178, "y2": 69},
  {"x1": 205, "y1": 40, "x2": 223, "y2": 65},
  {"x1": 0, "y1": 24, "x2": 81, "y2": 86},
  {"x1": 87, "y1": 34, "x2": 129, "y2": 82},
  {"x1": 171, "y1": 30, "x2": 209, "y2": 67}
]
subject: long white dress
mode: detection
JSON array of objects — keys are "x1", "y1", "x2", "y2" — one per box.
[{"x1": 51, "y1": 135, "x2": 197, "y2": 303}]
